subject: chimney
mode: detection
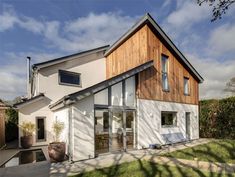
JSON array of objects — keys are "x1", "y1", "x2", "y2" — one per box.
[{"x1": 26, "y1": 56, "x2": 31, "y2": 98}]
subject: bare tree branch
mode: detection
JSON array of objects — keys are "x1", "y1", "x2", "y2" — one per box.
[{"x1": 197, "y1": 0, "x2": 235, "y2": 21}]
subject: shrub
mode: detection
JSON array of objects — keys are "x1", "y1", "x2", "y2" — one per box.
[
  {"x1": 52, "y1": 121, "x2": 64, "y2": 142},
  {"x1": 199, "y1": 96, "x2": 235, "y2": 139},
  {"x1": 5, "y1": 108, "x2": 18, "y2": 142},
  {"x1": 20, "y1": 121, "x2": 36, "y2": 136}
]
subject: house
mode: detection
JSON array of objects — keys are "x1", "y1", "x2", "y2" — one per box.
[{"x1": 15, "y1": 13, "x2": 203, "y2": 161}]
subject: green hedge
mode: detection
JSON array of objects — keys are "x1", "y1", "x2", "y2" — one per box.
[
  {"x1": 5, "y1": 108, "x2": 18, "y2": 142},
  {"x1": 199, "y1": 96, "x2": 235, "y2": 139}
]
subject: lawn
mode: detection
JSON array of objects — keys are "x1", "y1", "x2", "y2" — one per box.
[
  {"x1": 68, "y1": 160, "x2": 234, "y2": 177},
  {"x1": 162, "y1": 139, "x2": 235, "y2": 164}
]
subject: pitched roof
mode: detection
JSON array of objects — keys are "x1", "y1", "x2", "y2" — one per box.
[
  {"x1": 14, "y1": 93, "x2": 45, "y2": 108},
  {"x1": 49, "y1": 60, "x2": 154, "y2": 110},
  {"x1": 104, "y1": 13, "x2": 203, "y2": 83},
  {"x1": 0, "y1": 100, "x2": 10, "y2": 110},
  {"x1": 33, "y1": 45, "x2": 109, "y2": 70}
]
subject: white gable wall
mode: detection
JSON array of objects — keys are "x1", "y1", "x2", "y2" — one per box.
[{"x1": 71, "y1": 95, "x2": 94, "y2": 161}]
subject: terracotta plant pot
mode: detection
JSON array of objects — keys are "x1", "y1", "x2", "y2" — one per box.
[
  {"x1": 20, "y1": 135, "x2": 33, "y2": 149},
  {"x1": 48, "y1": 142, "x2": 65, "y2": 162}
]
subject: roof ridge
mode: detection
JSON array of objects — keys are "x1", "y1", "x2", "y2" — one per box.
[{"x1": 33, "y1": 45, "x2": 110, "y2": 69}]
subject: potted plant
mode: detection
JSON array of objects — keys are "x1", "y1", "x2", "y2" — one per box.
[
  {"x1": 48, "y1": 121, "x2": 65, "y2": 162},
  {"x1": 20, "y1": 121, "x2": 36, "y2": 149}
]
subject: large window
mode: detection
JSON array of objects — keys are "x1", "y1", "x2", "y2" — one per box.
[
  {"x1": 36, "y1": 117, "x2": 46, "y2": 141},
  {"x1": 161, "y1": 112, "x2": 177, "y2": 127},
  {"x1": 94, "y1": 76, "x2": 136, "y2": 107},
  {"x1": 94, "y1": 88, "x2": 108, "y2": 105},
  {"x1": 161, "y1": 55, "x2": 169, "y2": 91},
  {"x1": 111, "y1": 82, "x2": 123, "y2": 106},
  {"x1": 59, "y1": 70, "x2": 81, "y2": 86},
  {"x1": 125, "y1": 76, "x2": 136, "y2": 106},
  {"x1": 184, "y1": 77, "x2": 190, "y2": 95}
]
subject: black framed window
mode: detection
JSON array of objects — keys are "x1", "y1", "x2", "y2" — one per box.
[
  {"x1": 161, "y1": 112, "x2": 177, "y2": 127},
  {"x1": 59, "y1": 70, "x2": 81, "y2": 86}
]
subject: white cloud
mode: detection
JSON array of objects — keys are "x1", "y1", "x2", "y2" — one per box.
[
  {"x1": 186, "y1": 54, "x2": 235, "y2": 100},
  {"x1": 0, "y1": 52, "x2": 61, "y2": 100},
  {"x1": 63, "y1": 12, "x2": 137, "y2": 51},
  {"x1": 208, "y1": 23, "x2": 235, "y2": 56},
  {"x1": 166, "y1": 1, "x2": 210, "y2": 28},
  {"x1": 0, "y1": 8, "x2": 138, "y2": 52},
  {"x1": 0, "y1": 10, "x2": 18, "y2": 31}
]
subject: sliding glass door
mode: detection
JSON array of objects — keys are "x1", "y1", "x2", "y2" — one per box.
[
  {"x1": 95, "y1": 109, "x2": 136, "y2": 155},
  {"x1": 126, "y1": 111, "x2": 135, "y2": 150},
  {"x1": 111, "y1": 111, "x2": 124, "y2": 151},
  {"x1": 95, "y1": 109, "x2": 109, "y2": 155}
]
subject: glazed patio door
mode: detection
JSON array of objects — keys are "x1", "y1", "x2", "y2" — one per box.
[
  {"x1": 110, "y1": 111, "x2": 124, "y2": 151},
  {"x1": 95, "y1": 109, "x2": 136, "y2": 155},
  {"x1": 110, "y1": 110, "x2": 135, "y2": 152}
]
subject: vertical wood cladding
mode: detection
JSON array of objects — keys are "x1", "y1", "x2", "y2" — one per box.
[
  {"x1": 106, "y1": 25, "x2": 199, "y2": 105},
  {"x1": 106, "y1": 25, "x2": 150, "y2": 79}
]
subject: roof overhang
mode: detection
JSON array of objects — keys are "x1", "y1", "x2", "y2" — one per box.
[
  {"x1": 49, "y1": 60, "x2": 154, "y2": 111},
  {"x1": 14, "y1": 93, "x2": 45, "y2": 109},
  {"x1": 104, "y1": 13, "x2": 204, "y2": 83},
  {"x1": 33, "y1": 45, "x2": 110, "y2": 71}
]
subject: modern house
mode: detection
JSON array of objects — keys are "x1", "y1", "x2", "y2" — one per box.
[{"x1": 15, "y1": 13, "x2": 203, "y2": 161}]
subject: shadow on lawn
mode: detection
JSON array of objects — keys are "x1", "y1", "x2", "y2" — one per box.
[
  {"x1": 164, "y1": 140, "x2": 235, "y2": 164},
  {"x1": 49, "y1": 140, "x2": 235, "y2": 177},
  {"x1": 69, "y1": 146, "x2": 234, "y2": 177}
]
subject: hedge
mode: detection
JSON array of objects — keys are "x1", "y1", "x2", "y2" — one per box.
[
  {"x1": 199, "y1": 96, "x2": 235, "y2": 139},
  {"x1": 5, "y1": 108, "x2": 18, "y2": 142}
]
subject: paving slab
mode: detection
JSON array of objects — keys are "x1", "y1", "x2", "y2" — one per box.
[{"x1": 1, "y1": 138, "x2": 223, "y2": 177}]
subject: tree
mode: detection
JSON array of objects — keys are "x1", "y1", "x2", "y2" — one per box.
[
  {"x1": 197, "y1": 0, "x2": 235, "y2": 21},
  {"x1": 224, "y1": 77, "x2": 235, "y2": 93}
]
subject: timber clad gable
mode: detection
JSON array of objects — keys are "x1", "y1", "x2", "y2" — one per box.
[{"x1": 106, "y1": 24, "x2": 199, "y2": 105}]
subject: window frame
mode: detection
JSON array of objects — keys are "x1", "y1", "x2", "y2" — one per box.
[
  {"x1": 161, "y1": 55, "x2": 170, "y2": 92},
  {"x1": 183, "y1": 77, "x2": 190, "y2": 96},
  {"x1": 58, "y1": 69, "x2": 82, "y2": 87},
  {"x1": 94, "y1": 75, "x2": 136, "y2": 108},
  {"x1": 36, "y1": 117, "x2": 46, "y2": 142},
  {"x1": 161, "y1": 111, "x2": 177, "y2": 128}
]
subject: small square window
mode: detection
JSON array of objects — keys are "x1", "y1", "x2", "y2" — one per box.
[{"x1": 161, "y1": 112, "x2": 177, "y2": 127}]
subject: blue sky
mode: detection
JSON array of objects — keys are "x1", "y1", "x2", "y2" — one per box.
[{"x1": 0, "y1": 0, "x2": 235, "y2": 100}]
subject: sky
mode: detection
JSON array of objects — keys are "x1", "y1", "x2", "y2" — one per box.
[{"x1": 0, "y1": 0, "x2": 235, "y2": 100}]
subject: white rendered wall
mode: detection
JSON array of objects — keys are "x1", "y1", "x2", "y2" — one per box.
[
  {"x1": 18, "y1": 98, "x2": 54, "y2": 147},
  {"x1": 53, "y1": 108, "x2": 69, "y2": 154},
  {"x1": 19, "y1": 53, "x2": 105, "y2": 147},
  {"x1": 71, "y1": 95, "x2": 94, "y2": 161},
  {"x1": 137, "y1": 99, "x2": 199, "y2": 149},
  {"x1": 37, "y1": 54, "x2": 106, "y2": 102}
]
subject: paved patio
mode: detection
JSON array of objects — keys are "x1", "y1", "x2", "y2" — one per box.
[{"x1": 2, "y1": 138, "x2": 233, "y2": 177}]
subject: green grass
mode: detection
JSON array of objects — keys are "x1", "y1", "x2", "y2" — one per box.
[
  {"x1": 162, "y1": 139, "x2": 235, "y2": 164},
  {"x1": 68, "y1": 160, "x2": 234, "y2": 177}
]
